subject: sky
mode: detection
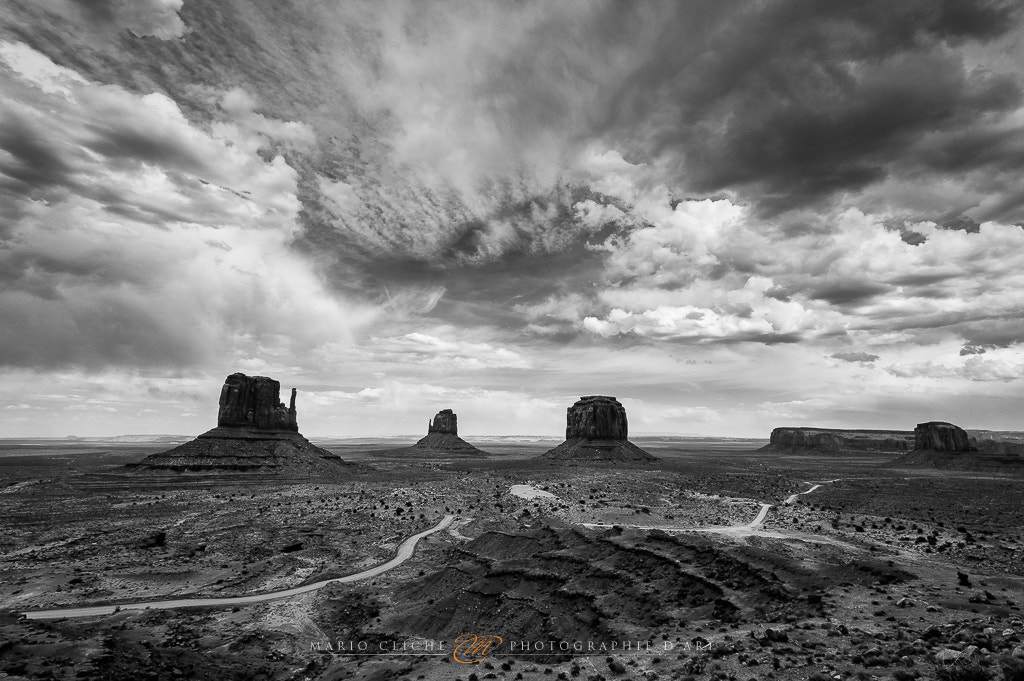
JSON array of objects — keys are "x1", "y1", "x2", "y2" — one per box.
[{"x1": 1, "y1": 0, "x2": 1024, "y2": 438}]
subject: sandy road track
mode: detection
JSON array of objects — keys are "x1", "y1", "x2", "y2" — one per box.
[
  {"x1": 784, "y1": 479, "x2": 841, "y2": 504},
  {"x1": 21, "y1": 515, "x2": 456, "y2": 620}
]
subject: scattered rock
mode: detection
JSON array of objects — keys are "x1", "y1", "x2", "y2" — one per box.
[
  {"x1": 934, "y1": 649, "x2": 964, "y2": 663},
  {"x1": 139, "y1": 531, "x2": 166, "y2": 549}
]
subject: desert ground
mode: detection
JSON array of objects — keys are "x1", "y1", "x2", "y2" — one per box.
[{"x1": 1, "y1": 437, "x2": 1023, "y2": 681}]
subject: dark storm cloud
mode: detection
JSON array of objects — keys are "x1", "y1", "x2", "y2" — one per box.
[
  {"x1": 0, "y1": 105, "x2": 74, "y2": 192},
  {"x1": 0, "y1": 292, "x2": 209, "y2": 369},
  {"x1": 832, "y1": 352, "x2": 880, "y2": 363},
  {"x1": 600, "y1": 0, "x2": 1024, "y2": 215},
  {"x1": 808, "y1": 282, "x2": 892, "y2": 306},
  {"x1": 52, "y1": 0, "x2": 186, "y2": 38},
  {"x1": 70, "y1": 0, "x2": 116, "y2": 23},
  {"x1": 80, "y1": 123, "x2": 207, "y2": 174},
  {"x1": 887, "y1": 272, "x2": 959, "y2": 287},
  {"x1": 959, "y1": 319, "x2": 1024, "y2": 349}
]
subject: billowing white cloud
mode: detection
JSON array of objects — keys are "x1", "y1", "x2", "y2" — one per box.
[
  {"x1": 317, "y1": 176, "x2": 362, "y2": 215},
  {"x1": 555, "y1": 159, "x2": 1024, "y2": 353},
  {"x1": 887, "y1": 349, "x2": 1024, "y2": 382},
  {"x1": 366, "y1": 332, "x2": 531, "y2": 371},
  {"x1": 0, "y1": 43, "x2": 377, "y2": 371}
]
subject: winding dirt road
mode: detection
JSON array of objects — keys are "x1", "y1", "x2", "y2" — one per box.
[
  {"x1": 581, "y1": 480, "x2": 838, "y2": 537},
  {"x1": 21, "y1": 515, "x2": 456, "y2": 621},
  {"x1": 784, "y1": 479, "x2": 841, "y2": 504}
]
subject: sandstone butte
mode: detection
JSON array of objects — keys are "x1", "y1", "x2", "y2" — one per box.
[
  {"x1": 540, "y1": 395, "x2": 655, "y2": 461},
  {"x1": 381, "y1": 409, "x2": 488, "y2": 457},
  {"x1": 129, "y1": 373, "x2": 348, "y2": 476}
]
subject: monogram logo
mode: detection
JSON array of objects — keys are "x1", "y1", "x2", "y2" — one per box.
[{"x1": 452, "y1": 634, "x2": 504, "y2": 663}]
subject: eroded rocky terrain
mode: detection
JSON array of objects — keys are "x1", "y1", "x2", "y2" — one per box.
[{"x1": 1, "y1": 440, "x2": 1023, "y2": 681}]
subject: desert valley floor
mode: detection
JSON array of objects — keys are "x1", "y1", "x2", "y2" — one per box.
[{"x1": 1, "y1": 437, "x2": 1023, "y2": 681}]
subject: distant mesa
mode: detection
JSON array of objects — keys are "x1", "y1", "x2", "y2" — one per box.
[
  {"x1": 762, "y1": 427, "x2": 913, "y2": 454},
  {"x1": 913, "y1": 421, "x2": 974, "y2": 452},
  {"x1": 540, "y1": 396, "x2": 655, "y2": 461},
  {"x1": 889, "y1": 420, "x2": 1013, "y2": 471},
  {"x1": 383, "y1": 409, "x2": 488, "y2": 457},
  {"x1": 129, "y1": 372, "x2": 348, "y2": 475}
]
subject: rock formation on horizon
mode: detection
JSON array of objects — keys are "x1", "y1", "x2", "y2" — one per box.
[
  {"x1": 404, "y1": 409, "x2": 487, "y2": 456},
  {"x1": 763, "y1": 427, "x2": 912, "y2": 453},
  {"x1": 217, "y1": 373, "x2": 297, "y2": 431},
  {"x1": 540, "y1": 396, "x2": 655, "y2": 461},
  {"x1": 913, "y1": 421, "x2": 975, "y2": 452},
  {"x1": 889, "y1": 422, "x2": 1024, "y2": 470},
  {"x1": 130, "y1": 372, "x2": 347, "y2": 476},
  {"x1": 427, "y1": 408, "x2": 458, "y2": 436}
]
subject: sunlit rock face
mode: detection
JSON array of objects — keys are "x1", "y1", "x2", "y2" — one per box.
[
  {"x1": 914, "y1": 421, "x2": 974, "y2": 452},
  {"x1": 541, "y1": 396, "x2": 655, "y2": 461}
]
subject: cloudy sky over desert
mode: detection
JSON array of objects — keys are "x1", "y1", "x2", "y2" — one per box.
[{"x1": 2, "y1": 0, "x2": 1024, "y2": 437}]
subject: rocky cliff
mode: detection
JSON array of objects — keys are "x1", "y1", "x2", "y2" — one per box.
[
  {"x1": 217, "y1": 373, "x2": 297, "y2": 431},
  {"x1": 763, "y1": 427, "x2": 913, "y2": 453},
  {"x1": 540, "y1": 396, "x2": 655, "y2": 461},
  {"x1": 427, "y1": 409, "x2": 458, "y2": 436},
  {"x1": 565, "y1": 395, "x2": 629, "y2": 440},
  {"x1": 130, "y1": 372, "x2": 347, "y2": 476},
  {"x1": 891, "y1": 427, "x2": 1024, "y2": 471},
  {"x1": 914, "y1": 421, "x2": 974, "y2": 452}
]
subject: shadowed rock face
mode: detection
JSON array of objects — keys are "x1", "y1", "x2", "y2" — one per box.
[
  {"x1": 541, "y1": 396, "x2": 654, "y2": 461},
  {"x1": 427, "y1": 409, "x2": 457, "y2": 436},
  {"x1": 914, "y1": 422, "x2": 974, "y2": 452},
  {"x1": 765, "y1": 427, "x2": 912, "y2": 453},
  {"x1": 566, "y1": 396, "x2": 628, "y2": 440},
  {"x1": 217, "y1": 373, "x2": 297, "y2": 432}
]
